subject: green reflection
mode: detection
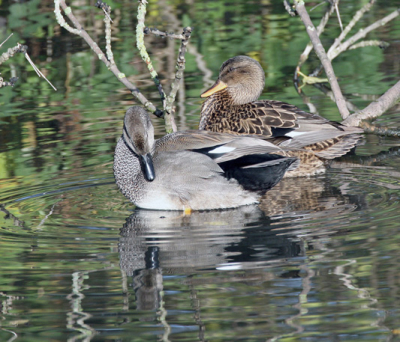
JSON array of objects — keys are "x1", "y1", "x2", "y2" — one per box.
[{"x1": 0, "y1": 0, "x2": 400, "y2": 341}]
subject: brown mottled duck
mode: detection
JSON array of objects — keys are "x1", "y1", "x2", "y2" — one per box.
[{"x1": 199, "y1": 55, "x2": 362, "y2": 177}]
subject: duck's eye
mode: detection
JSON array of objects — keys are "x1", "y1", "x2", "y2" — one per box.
[
  {"x1": 237, "y1": 68, "x2": 249, "y2": 74},
  {"x1": 227, "y1": 67, "x2": 248, "y2": 75}
]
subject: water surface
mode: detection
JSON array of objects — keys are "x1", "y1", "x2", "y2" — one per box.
[{"x1": 1, "y1": 0, "x2": 400, "y2": 341}]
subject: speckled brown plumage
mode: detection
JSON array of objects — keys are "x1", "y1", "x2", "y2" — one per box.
[{"x1": 199, "y1": 56, "x2": 363, "y2": 177}]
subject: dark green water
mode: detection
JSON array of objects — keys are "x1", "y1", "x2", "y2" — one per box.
[{"x1": 1, "y1": 0, "x2": 400, "y2": 341}]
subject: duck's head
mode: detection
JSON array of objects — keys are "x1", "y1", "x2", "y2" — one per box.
[
  {"x1": 123, "y1": 106, "x2": 156, "y2": 181},
  {"x1": 201, "y1": 56, "x2": 265, "y2": 105}
]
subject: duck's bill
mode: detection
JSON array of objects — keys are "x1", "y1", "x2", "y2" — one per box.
[
  {"x1": 201, "y1": 80, "x2": 227, "y2": 98},
  {"x1": 140, "y1": 154, "x2": 155, "y2": 182}
]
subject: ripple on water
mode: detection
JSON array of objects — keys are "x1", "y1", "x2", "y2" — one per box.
[{"x1": 1, "y1": 154, "x2": 400, "y2": 340}]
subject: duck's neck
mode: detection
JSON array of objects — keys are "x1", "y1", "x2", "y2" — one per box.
[{"x1": 199, "y1": 90, "x2": 234, "y2": 131}]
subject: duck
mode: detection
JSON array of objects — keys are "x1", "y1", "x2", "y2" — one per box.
[
  {"x1": 199, "y1": 55, "x2": 363, "y2": 177},
  {"x1": 113, "y1": 106, "x2": 298, "y2": 211}
]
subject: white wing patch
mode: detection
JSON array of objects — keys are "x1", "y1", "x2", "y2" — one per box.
[
  {"x1": 208, "y1": 146, "x2": 236, "y2": 154},
  {"x1": 285, "y1": 131, "x2": 307, "y2": 137}
]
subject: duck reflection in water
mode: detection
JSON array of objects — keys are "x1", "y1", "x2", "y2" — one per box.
[{"x1": 118, "y1": 178, "x2": 359, "y2": 320}]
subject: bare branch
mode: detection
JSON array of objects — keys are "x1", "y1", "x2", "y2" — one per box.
[
  {"x1": 348, "y1": 40, "x2": 389, "y2": 50},
  {"x1": 54, "y1": 0, "x2": 81, "y2": 35},
  {"x1": 342, "y1": 80, "x2": 400, "y2": 127},
  {"x1": 95, "y1": 0, "x2": 113, "y2": 23},
  {"x1": 0, "y1": 76, "x2": 18, "y2": 88},
  {"x1": 283, "y1": 0, "x2": 296, "y2": 17},
  {"x1": 296, "y1": 1, "x2": 335, "y2": 70},
  {"x1": 294, "y1": 0, "x2": 350, "y2": 119},
  {"x1": 0, "y1": 43, "x2": 26, "y2": 65},
  {"x1": 327, "y1": 0, "x2": 376, "y2": 58},
  {"x1": 0, "y1": 43, "x2": 56, "y2": 90},
  {"x1": 164, "y1": 27, "x2": 192, "y2": 121},
  {"x1": 144, "y1": 27, "x2": 184, "y2": 40},
  {"x1": 333, "y1": 1, "x2": 344, "y2": 32},
  {"x1": 328, "y1": 7, "x2": 399, "y2": 60},
  {"x1": 24, "y1": 49, "x2": 57, "y2": 91},
  {"x1": 292, "y1": 1, "x2": 399, "y2": 128},
  {"x1": 95, "y1": 0, "x2": 115, "y2": 64},
  {"x1": 0, "y1": 33, "x2": 13, "y2": 49},
  {"x1": 136, "y1": 2, "x2": 192, "y2": 133},
  {"x1": 54, "y1": 0, "x2": 162, "y2": 116},
  {"x1": 136, "y1": 0, "x2": 167, "y2": 111}
]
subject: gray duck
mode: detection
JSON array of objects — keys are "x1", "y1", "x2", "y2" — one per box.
[
  {"x1": 200, "y1": 55, "x2": 362, "y2": 177},
  {"x1": 113, "y1": 106, "x2": 298, "y2": 211}
]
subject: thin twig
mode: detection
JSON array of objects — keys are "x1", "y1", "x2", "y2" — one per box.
[
  {"x1": 0, "y1": 33, "x2": 13, "y2": 49},
  {"x1": 328, "y1": 7, "x2": 399, "y2": 61},
  {"x1": 54, "y1": 0, "x2": 81, "y2": 35},
  {"x1": 342, "y1": 80, "x2": 400, "y2": 127},
  {"x1": 24, "y1": 49, "x2": 57, "y2": 91},
  {"x1": 310, "y1": 2, "x2": 327, "y2": 12},
  {"x1": 294, "y1": 0, "x2": 350, "y2": 119},
  {"x1": 0, "y1": 76, "x2": 18, "y2": 88},
  {"x1": 333, "y1": 1, "x2": 343, "y2": 32},
  {"x1": 327, "y1": 0, "x2": 376, "y2": 59},
  {"x1": 54, "y1": 0, "x2": 162, "y2": 116},
  {"x1": 95, "y1": 0, "x2": 115, "y2": 64},
  {"x1": 283, "y1": 0, "x2": 296, "y2": 17},
  {"x1": 95, "y1": 0, "x2": 113, "y2": 23},
  {"x1": 0, "y1": 43, "x2": 27, "y2": 65},
  {"x1": 136, "y1": 0, "x2": 167, "y2": 111},
  {"x1": 137, "y1": 2, "x2": 192, "y2": 133},
  {"x1": 296, "y1": 1, "x2": 335, "y2": 70},
  {"x1": 164, "y1": 26, "x2": 192, "y2": 133},
  {"x1": 144, "y1": 27, "x2": 184, "y2": 40},
  {"x1": 0, "y1": 43, "x2": 56, "y2": 90},
  {"x1": 348, "y1": 40, "x2": 389, "y2": 50}
]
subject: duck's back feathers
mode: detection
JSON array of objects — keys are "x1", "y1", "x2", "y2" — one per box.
[
  {"x1": 157, "y1": 130, "x2": 284, "y2": 162},
  {"x1": 312, "y1": 134, "x2": 362, "y2": 159},
  {"x1": 200, "y1": 96, "x2": 349, "y2": 139},
  {"x1": 280, "y1": 127, "x2": 362, "y2": 159}
]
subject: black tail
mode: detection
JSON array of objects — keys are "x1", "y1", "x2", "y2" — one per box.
[{"x1": 219, "y1": 154, "x2": 298, "y2": 191}]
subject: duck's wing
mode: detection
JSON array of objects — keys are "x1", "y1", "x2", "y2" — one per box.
[
  {"x1": 279, "y1": 127, "x2": 363, "y2": 159},
  {"x1": 162, "y1": 130, "x2": 299, "y2": 189},
  {"x1": 156, "y1": 130, "x2": 235, "y2": 152},
  {"x1": 156, "y1": 130, "x2": 298, "y2": 192},
  {"x1": 217, "y1": 100, "x2": 346, "y2": 138},
  {"x1": 156, "y1": 130, "x2": 283, "y2": 155}
]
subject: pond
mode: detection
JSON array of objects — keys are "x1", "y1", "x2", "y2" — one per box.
[{"x1": 1, "y1": 0, "x2": 400, "y2": 341}]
